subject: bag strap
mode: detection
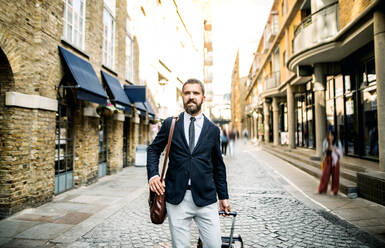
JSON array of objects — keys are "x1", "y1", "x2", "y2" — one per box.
[{"x1": 160, "y1": 117, "x2": 177, "y2": 182}]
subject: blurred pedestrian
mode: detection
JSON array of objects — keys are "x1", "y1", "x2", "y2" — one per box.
[
  {"x1": 228, "y1": 127, "x2": 236, "y2": 157},
  {"x1": 318, "y1": 130, "x2": 342, "y2": 195},
  {"x1": 242, "y1": 128, "x2": 248, "y2": 144},
  {"x1": 220, "y1": 127, "x2": 228, "y2": 156}
]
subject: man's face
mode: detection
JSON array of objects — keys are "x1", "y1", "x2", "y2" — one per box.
[{"x1": 182, "y1": 83, "x2": 205, "y2": 115}]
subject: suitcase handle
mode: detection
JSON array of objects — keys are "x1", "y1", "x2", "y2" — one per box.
[
  {"x1": 218, "y1": 211, "x2": 237, "y2": 245},
  {"x1": 218, "y1": 211, "x2": 237, "y2": 217}
]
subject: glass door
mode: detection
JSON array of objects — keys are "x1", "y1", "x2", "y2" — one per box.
[
  {"x1": 98, "y1": 117, "x2": 107, "y2": 177},
  {"x1": 305, "y1": 90, "x2": 315, "y2": 148},
  {"x1": 55, "y1": 88, "x2": 74, "y2": 194},
  {"x1": 123, "y1": 117, "x2": 130, "y2": 167}
]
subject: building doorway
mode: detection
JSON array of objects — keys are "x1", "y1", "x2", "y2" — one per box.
[
  {"x1": 342, "y1": 42, "x2": 378, "y2": 160},
  {"x1": 55, "y1": 83, "x2": 75, "y2": 194},
  {"x1": 295, "y1": 82, "x2": 315, "y2": 148},
  {"x1": 123, "y1": 116, "x2": 131, "y2": 167},
  {"x1": 98, "y1": 117, "x2": 108, "y2": 177}
]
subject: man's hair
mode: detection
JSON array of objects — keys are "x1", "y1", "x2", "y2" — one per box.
[{"x1": 182, "y1": 78, "x2": 205, "y2": 96}]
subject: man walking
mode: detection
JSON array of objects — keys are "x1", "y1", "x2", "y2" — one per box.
[
  {"x1": 228, "y1": 127, "x2": 236, "y2": 157},
  {"x1": 242, "y1": 128, "x2": 248, "y2": 144},
  {"x1": 147, "y1": 79, "x2": 230, "y2": 247}
]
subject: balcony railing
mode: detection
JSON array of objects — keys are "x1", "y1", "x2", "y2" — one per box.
[
  {"x1": 293, "y1": 2, "x2": 339, "y2": 54},
  {"x1": 264, "y1": 71, "x2": 280, "y2": 90}
]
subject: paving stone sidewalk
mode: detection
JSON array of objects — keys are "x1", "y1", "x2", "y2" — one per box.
[{"x1": 1, "y1": 142, "x2": 385, "y2": 247}]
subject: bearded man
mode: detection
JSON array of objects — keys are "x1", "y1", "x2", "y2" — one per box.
[{"x1": 147, "y1": 78, "x2": 230, "y2": 247}]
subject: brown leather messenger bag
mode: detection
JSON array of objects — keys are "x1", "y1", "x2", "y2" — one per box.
[{"x1": 148, "y1": 117, "x2": 177, "y2": 224}]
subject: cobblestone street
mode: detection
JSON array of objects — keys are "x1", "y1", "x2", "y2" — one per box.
[{"x1": 60, "y1": 142, "x2": 384, "y2": 248}]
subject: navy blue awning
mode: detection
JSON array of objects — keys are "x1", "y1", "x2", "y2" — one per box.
[
  {"x1": 135, "y1": 102, "x2": 147, "y2": 117},
  {"x1": 101, "y1": 71, "x2": 132, "y2": 111},
  {"x1": 123, "y1": 85, "x2": 146, "y2": 103},
  {"x1": 59, "y1": 46, "x2": 108, "y2": 105},
  {"x1": 144, "y1": 100, "x2": 155, "y2": 119}
]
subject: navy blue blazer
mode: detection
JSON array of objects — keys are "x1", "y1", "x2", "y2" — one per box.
[{"x1": 146, "y1": 112, "x2": 229, "y2": 207}]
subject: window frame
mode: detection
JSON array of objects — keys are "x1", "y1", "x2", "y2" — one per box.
[
  {"x1": 62, "y1": 0, "x2": 86, "y2": 50},
  {"x1": 102, "y1": 1, "x2": 116, "y2": 70},
  {"x1": 125, "y1": 18, "x2": 134, "y2": 82}
]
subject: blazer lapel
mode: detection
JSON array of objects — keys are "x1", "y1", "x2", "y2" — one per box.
[
  {"x1": 192, "y1": 114, "x2": 209, "y2": 153},
  {"x1": 175, "y1": 112, "x2": 190, "y2": 152}
]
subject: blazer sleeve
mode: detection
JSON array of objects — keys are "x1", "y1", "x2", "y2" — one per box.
[
  {"x1": 146, "y1": 117, "x2": 172, "y2": 181},
  {"x1": 212, "y1": 126, "x2": 229, "y2": 200}
]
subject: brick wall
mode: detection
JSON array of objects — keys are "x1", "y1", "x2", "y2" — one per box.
[
  {"x1": 0, "y1": 0, "x2": 62, "y2": 217},
  {"x1": 73, "y1": 104, "x2": 98, "y2": 186},
  {"x1": 0, "y1": 0, "x2": 148, "y2": 218},
  {"x1": 107, "y1": 115, "x2": 124, "y2": 174},
  {"x1": 129, "y1": 117, "x2": 137, "y2": 164}
]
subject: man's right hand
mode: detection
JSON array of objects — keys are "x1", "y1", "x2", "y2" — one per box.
[{"x1": 149, "y1": 176, "x2": 166, "y2": 196}]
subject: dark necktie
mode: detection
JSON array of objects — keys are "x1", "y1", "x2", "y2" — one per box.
[{"x1": 189, "y1": 117, "x2": 196, "y2": 153}]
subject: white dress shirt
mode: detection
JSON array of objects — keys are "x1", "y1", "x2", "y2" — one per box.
[
  {"x1": 183, "y1": 111, "x2": 204, "y2": 149},
  {"x1": 149, "y1": 112, "x2": 204, "y2": 182},
  {"x1": 184, "y1": 112, "x2": 204, "y2": 186}
]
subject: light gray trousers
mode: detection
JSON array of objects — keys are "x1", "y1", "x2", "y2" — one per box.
[{"x1": 166, "y1": 191, "x2": 221, "y2": 248}]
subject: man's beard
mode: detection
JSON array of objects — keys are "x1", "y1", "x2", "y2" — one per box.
[{"x1": 184, "y1": 99, "x2": 202, "y2": 115}]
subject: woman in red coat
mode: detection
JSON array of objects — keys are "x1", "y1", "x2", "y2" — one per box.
[{"x1": 318, "y1": 130, "x2": 343, "y2": 195}]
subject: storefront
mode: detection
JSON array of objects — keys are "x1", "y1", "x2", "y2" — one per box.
[
  {"x1": 55, "y1": 86, "x2": 75, "y2": 194},
  {"x1": 98, "y1": 116, "x2": 108, "y2": 177},
  {"x1": 326, "y1": 74, "x2": 345, "y2": 149},
  {"x1": 58, "y1": 46, "x2": 109, "y2": 192},
  {"x1": 267, "y1": 104, "x2": 274, "y2": 143},
  {"x1": 295, "y1": 82, "x2": 315, "y2": 148},
  {"x1": 279, "y1": 102, "x2": 288, "y2": 144},
  {"x1": 340, "y1": 42, "x2": 378, "y2": 160},
  {"x1": 123, "y1": 114, "x2": 131, "y2": 168}
]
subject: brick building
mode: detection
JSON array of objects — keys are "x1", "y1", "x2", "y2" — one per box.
[
  {"x1": 230, "y1": 51, "x2": 247, "y2": 134},
  {"x1": 243, "y1": 0, "x2": 385, "y2": 205},
  {"x1": 0, "y1": 0, "x2": 203, "y2": 218}
]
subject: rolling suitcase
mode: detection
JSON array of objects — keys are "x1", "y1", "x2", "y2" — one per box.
[{"x1": 197, "y1": 211, "x2": 244, "y2": 248}]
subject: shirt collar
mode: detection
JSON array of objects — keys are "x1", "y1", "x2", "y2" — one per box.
[{"x1": 184, "y1": 111, "x2": 203, "y2": 121}]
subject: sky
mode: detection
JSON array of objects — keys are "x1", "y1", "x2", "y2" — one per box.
[{"x1": 211, "y1": 0, "x2": 274, "y2": 94}]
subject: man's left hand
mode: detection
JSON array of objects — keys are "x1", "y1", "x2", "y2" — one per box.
[{"x1": 219, "y1": 199, "x2": 230, "y2": 214}]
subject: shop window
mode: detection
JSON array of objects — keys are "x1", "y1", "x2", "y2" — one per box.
[
  {"x1": 361, "y1": 87, "x2": 378, "y2": 157},
  {"x1": 98, "y1": 117, "x2": 108, "y2": 177},
  {"x1": 306, "y1": 106, "x2": 314, "y2": 148},
  {"x1": 55, "y1": 87, "x2": 75, "y2": 194},
  {"x1": 102, "y1": 0, "x2": 116, "y2": 70},
  {"x1": 367, "y1": 59, "x2": 376, "y2": 84},
  {"x1": 62, "y1": 0, "x2": 86, "y2": 50},
  {"x1": 359, "y1": 64, "x2": 366, "y2": 89},
  {"x1": 123, "y1": 117, "x2": 130, "y2": 167},
  {"x1": 139, "y1": 117, "x2": 143, "y2": 144},
  {"x1": 296, "y1": 98, "x2": 303, "y2": 146},
  {"x1": 344, "y1": 75, "x2": 352, "y2": 93},
  {"x1": 327, "y1": 75, "x2": 345, "y2": 146}
]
